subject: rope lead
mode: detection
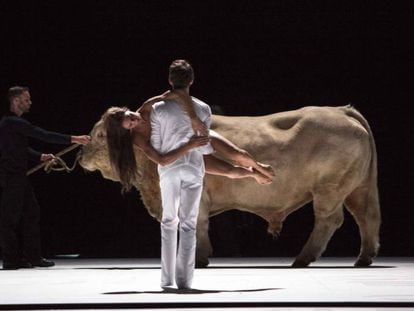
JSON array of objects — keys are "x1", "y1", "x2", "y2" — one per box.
[{"x1": 27, "y1": 144, "x2": 82, "y2": 176}]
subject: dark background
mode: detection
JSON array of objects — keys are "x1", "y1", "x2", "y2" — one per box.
[{"x1": 0, "y1": 1, "x2": 412, "y2": 260}]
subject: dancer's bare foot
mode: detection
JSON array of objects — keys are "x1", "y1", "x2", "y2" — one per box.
[
  {"x1": 250, "y1": 168, "x2": 273, "y2": 185},
  {"x1": 232, "y1": 150, "x2": 275, "y2": 183}
]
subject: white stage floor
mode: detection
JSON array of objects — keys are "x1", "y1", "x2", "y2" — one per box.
[{"x1": 0, "y1": 257, "x2": 413, "y2": 310}]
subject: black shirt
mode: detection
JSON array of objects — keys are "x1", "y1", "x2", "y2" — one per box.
[{"x1": 0, "y1": 111, "x2": 71, "y2": 174}]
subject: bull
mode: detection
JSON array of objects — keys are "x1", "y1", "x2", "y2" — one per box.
[{"x1": 79, "y1": 105, "x2": 380, "y2": 267}]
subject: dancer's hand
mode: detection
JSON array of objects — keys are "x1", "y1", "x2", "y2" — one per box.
[
  {"x1": 187, "y1": 136, "x2": 210, "y2": 149},
  {"x1": 41, "y1": 154, "x2": 56, "y2": 162},
  {"x1": 71, "y1": 135, "x2": 91, "y2": 145}
]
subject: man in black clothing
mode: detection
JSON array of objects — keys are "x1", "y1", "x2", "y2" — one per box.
[{"x1": 0, "y1": 86, "x2": 90, "y2": 270}]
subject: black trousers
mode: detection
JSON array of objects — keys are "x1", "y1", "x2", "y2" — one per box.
[{"x1": 0, "y1": 172, "x2": 42, "y2": 263}]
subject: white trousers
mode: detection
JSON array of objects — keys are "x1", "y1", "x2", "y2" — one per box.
[{"x1": 159, "y1": 165, "x2": 203, "y2": 289}]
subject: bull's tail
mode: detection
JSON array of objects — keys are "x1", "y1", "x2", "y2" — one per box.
[
  {"x1": 340, "y1": 105, "x2": 381, "y2": 266},
  {"x1": 341, "y1": 105, "x2": 378, "y2": 182}
]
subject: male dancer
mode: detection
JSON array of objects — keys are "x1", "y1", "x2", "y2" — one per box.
[
  {"x1": 150, "y1": 60, "x2": 213, "y2": 290},
  {"x1": 0, "y1": 86, "x2": 90, "y2": 270}
]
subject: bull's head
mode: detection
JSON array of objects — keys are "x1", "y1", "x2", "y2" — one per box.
[
  {"x1": 78, "y1": 120, "x2": 119, "y2": 182},
  {"x1": 78, "y1": 116, "x2": 162, "y2": 220}
]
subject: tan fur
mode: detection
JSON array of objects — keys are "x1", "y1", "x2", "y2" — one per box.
[{"x1": 79, "y1": 105, "x2": 380, "y2": 267}]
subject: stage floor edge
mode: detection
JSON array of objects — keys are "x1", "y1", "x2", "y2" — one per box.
[{"x1": 0, "y1": 257, "x2": 413, "y2": 310}]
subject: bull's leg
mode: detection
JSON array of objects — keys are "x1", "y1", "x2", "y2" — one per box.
[
  {"x1": 195, "y1": 208, "x2": 212, "y2": 268},
  {"x1": 292, "y1": 197, "x2": 345, "y2": 268},
  {"x1": 345, "y1": 185, "x2": 381, "y2": 267}
]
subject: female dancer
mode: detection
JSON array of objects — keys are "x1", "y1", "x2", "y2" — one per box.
[{"x1": 102, "y1": 91, "x2": 274, "y2": 192}]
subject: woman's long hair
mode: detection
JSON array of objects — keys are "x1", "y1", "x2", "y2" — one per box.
[{"x1": 102, "y1": 107, "x2": 139, "y2": 193}]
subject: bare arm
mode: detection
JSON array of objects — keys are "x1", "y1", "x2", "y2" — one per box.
[
  {"x1": 137, "y1": 93, "x2": 168, "y2": 117},
  {"x1": 174, "y1": 91, "x2": 208, "y2": 136},
  {"x1": 134, "y1": 136, "x2": 210, "y2": 166}
]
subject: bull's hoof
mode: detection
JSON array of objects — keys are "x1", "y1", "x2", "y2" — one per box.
[
  {"x1": 291, "y1": 259, "x2": 310, "y2": 268},
  {"x1": 195, "y1": 258, "x2": 210, "y2": 268},
  {"x1": 354, "y1": 257, "x2": 373, "y2": 267}
]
